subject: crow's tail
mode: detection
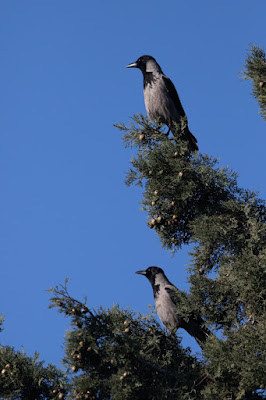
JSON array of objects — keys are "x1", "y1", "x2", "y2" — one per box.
[
  {"x1": 170, "y1": 122, "x2": 199, "y2": 151},
  {"x1": 181, "y1": 318, "x2": 211, "y2": 349},
  {"x1": 186, "y1": 128, "x2": 199, "y2": 151}
]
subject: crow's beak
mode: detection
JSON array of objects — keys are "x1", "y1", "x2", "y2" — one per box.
[
  {"x1": 135, "y1": 270, "x2": 147, "y2": 275},
  {"x1": 126, "y1": 61, "x2": 138, "y2": 68}
]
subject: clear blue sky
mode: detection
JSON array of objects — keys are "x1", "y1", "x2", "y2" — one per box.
[{"x1": 0, "y1": 1, "x2": 265, "y2": 366}]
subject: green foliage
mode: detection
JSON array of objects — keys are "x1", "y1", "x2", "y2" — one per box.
[
  {"x1": 115, "y1": 114, "x2": 241, "y2": 251},
  {"x1": 48, "y1": 283, "x2": 204, "y2": 400},
  {"x1": 188, "y1": 193, "x2": 266, "y2": 332},
  {"x1": 202, "y1": 324, "x2": 266, "y2": 400},
  {"x1": 242, "y1": 44, "x2": 266, "y2": 120},
  {"x1": 0, "y1": 315, "x2": 4, "y2": 333},
  {"x1": 0, "y1": 345, "x2": 68, "y2": 400},
  {"x1": 115, "y1": 113, "x2": 266, "y2": 399}
]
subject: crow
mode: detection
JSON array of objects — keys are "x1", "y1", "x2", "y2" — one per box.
[
  {"x1": 126, "y1": 55, "x2": 198, "y2": 151},
  {"x1": 136, "y1": 266, "x2": 209, "y2": 347}
]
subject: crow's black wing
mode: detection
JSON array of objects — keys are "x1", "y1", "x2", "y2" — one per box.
[
  {"x1": 165, "y1": 286, "x2": 205, "y2": 326},
  {"x1": 165, "y1": 285, "x2": 187, "y2": 305},
  {"x1": 162, "y1": 75, "x2": 186, "y2": 118},
  {"x1": 165, "y1": 286, "x2": 210, "y2": 346}
]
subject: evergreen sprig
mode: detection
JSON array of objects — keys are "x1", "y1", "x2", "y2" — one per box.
[
  {"x1": 116, "y1": 114, "x2": 241, "y2": 251},
  {"x1": 0, "y1": 315, "x2": 4, "y2": 334},
  {"x1": 48, "y1": 282, "x2": 204, "y2": 400},
  {"x1": 242, "y1": 44, "x2": 266, "y2": 120},
  {"x1": 0, "y1": 345, "x2": 68, "y2": 400}
]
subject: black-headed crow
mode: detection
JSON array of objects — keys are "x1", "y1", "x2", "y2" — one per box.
[
  {"x1": 126, "y1": 55, "x2": 198, "y2": 151},
  {"x1": 136, "y1": 266, "x2": 209, "y2": 347}
]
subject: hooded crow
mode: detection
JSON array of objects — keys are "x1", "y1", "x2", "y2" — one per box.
[
  {"x1": 136, "y1": 266, "x2": 209, "y2": 347},
  {"x1": 126, "y1": 55, "x2": 198, "y2": 151}
]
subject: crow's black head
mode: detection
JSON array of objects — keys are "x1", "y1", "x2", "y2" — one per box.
[
  {"x1": 126, "y1": 55, "x2": 162, "y2": 74},
  {"x1": 136, "y1": 266, "x2": 164, "y2": 285}
]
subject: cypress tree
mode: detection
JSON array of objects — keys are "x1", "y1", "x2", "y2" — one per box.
[
  {"x1": 242, "y1": 44, "x2": 266, "y2": 120},
  {"x1": 1, "y1": 44, "x2": 265, "y2": 400},
  {"x1": 0, "y1": 344, "x2": 68, "y2": 399}
]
